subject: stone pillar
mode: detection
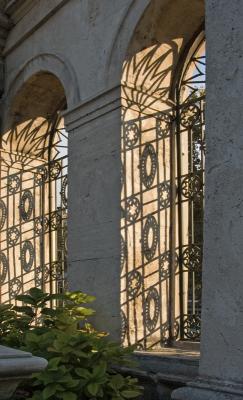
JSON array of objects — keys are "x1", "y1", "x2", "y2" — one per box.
[
  {"x1": 64, "y1": 86, "x2": 121, "y2": 341},
  {"x1": 172, "y1": 1, "x2": 243, "y2": 399}
]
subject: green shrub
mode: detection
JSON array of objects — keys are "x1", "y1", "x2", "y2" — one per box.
[{"x1": 0, "y1": 288, "x2": 142, "y2": 400}]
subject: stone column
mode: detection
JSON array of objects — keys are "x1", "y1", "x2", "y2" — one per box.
[
  {"x1": 64, "y1": 86, "x2": 121, "y2": 341},
  {"x1": 173, "y1": 1, "x2": 243, "y2": 399}
]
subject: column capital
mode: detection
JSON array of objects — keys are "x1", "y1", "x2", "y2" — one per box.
[{"x1": 62, "y1": 84, "x2": 121, "y2": 131}]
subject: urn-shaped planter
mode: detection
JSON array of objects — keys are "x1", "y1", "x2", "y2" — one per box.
[{"x1": 0, "y1": 345, "x2": 47, "y2": 399}]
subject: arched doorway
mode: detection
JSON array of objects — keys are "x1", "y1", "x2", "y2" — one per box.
[
  {"x1": 120, "y1": 7, "x2": 205, "y2": 348},
  {"x1": 0, "y1": 72, "x2": 68, "y2": 304}
]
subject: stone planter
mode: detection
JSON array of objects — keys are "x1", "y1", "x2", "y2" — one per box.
[{"x1": 0, "y1": 345, "x2": 47, "y2": 400}]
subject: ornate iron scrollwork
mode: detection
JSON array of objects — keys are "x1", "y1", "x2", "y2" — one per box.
[
  {"x1": 0, "y1": 252, "x2": 8, "y2": 284},
  {"x1": 9, "y1": 277, "x2": 22, "y2": 298},
  {"x1": 160, "y1": 320, "x2": 179, "y2": 346},
  {"x1": 125, "y1": 196, "x2": 141, "y2": 223},
  {"x1": 182, "y1": 245, "x2": 202, "y2": 272},
  {"x1": 159, "y1": 250, "x2": 179, "y2": 279},
  {"x1": 121, "y1": 163, "x2": 125, "y2": 191},
  {"x1": 181, "y1": 173, "x2": 203, "y2": 201},
  {"x1": 50, "y1": 211, "x2": 62, "y2": 230},
  {"x1": 135, "y1": 342, "x2": 145, "y2": 351},
  {"x1": 34, "y1": 216, "x2": 49, "y2": 235},
  {"x1": 61, "y1": 176, "x2": 68, "y2": 208},
  {"x1": 121, "y1": 235, "x2": 127, "y2": 273},
  {"x1": 156, "y1": 112, "x2": 172, "y2": 139},
  {"x1": 180, "y1": 104, "x2": 200, "y2": 128},
  {"x1": 60, "y1": 225, "x2": 68, "y2": 257},
  {"x1": 0, "y1": 199, "x2": 7, "y2": 230},
  {"x1": 124, "y1": 122, "x2": 140, "y2": 149},
  {"x1": 183, "y1": 314, "x2": 201, "y2": 340},
  {"x1": 127, "y1": 270, "x2": 142, "y2": 299},
  {"x1": 19, "y1": 189, "x2": 34, "y2": 221},
  {"x1": 0, "y1": 112, "x2": 68, "y2": 305},
  {"x1": 158, "y1": 181, "x2": 171, "y2": 209},
  {"x1": 121, "y1": 310, "x2": 128, "y2": 343},
  {"x1": 144, "y1": 287, "x2": 160, "y2": 332},
  {"x1": 8, "y1": 174, "x2": 20, "y2": 194},
  {"x1": 35, "y1": 265, "x2": 49, "y2": 287},
  {"x1": 121, "y1": 37, "x2": 205, "y2": 347},
  {"x1": 49, "y1": 160, "x2": 62, "y2": 179},
  {"x1": 7, "y1": 227, "x2": 20, "y2": 246},
  {"x1": 50, "y1": 261, "x2": 63, "y2": 280},
  {"x1": 21, "y1": 240, "x2": 34, "y2": 272},
  {"x1": 140, "y1": 143, "x2": 157, "y2": 189},
  {"x1": 142, "y1": 215, "x2": 159, "y2": 261},
  {"x1": 34, "y1": 165, "x2": 48, "y2": 186}
]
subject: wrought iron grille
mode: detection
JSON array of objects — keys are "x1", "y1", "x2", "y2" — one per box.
[
  {"x1": 121, "y1": 38, "x2": 205, "y2": 349},
  {"x1": 176, "y1": 39, "x2": 205, "y2": 341},
  {"x1": 0, "y1": 113, "x2": 68, "y2": 304}
]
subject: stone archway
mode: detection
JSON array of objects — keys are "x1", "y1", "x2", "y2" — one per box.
[
  {"x1": 0, "y1": 71, "x2": 68, "y2": 304},
  {"x1": 120, "y1": 0, "x2": 205, "y2": 350}
]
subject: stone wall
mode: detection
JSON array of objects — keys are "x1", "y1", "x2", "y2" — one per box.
[{"x1": 4, "y1": 1, "x2": 243, "y2": 400}]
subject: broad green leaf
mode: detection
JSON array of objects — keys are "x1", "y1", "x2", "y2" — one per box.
[
  {"x1": 75, "y1": 368, "x2": 91, "y2": 379},
  {"x1": 0, "y1": 304, "x2": 13, "y2": 311},
  {"x1": 61, "y1": 392, "x2": 77, "y2": 400},
  {"x1": 13, "y1": 306, "x2": 35, "y2": 317},
  {"x1": 0, "y1": 286, "x2": 143, "y2": 400},
  {"x1": 66, "y1": 292, "x2": 96, "y2": 304},
  {"x1": 121, "y1": 390, "x2": 142, "y2": 398},
  {"x1": 66, "y1": 379, "x2": 80, "y2": 388},
  {"x1": 15, "y1": 294, "x2": 37, "y2": 305},
  {"x1": 93, "y1": 361, "x2": 107, "y2": 378},
  {"x1": 30, "y1": 391, "x2": 43, "y2": 400},
  {"x1": 43, "y1": 384, "x2": 57, "y2": 399},
  {"x1": 87, "y1": 382, "x2": 99, "y2": 396},
  {"x1": 109, "y1": 374, "x2": 125, "y2": 390},
  {"x1": 74, "y1": 307, "x2": 95, "y2": 316},
  {"x1": 48, "y1": 357, "x2": 61, "y2": 369},
  {"x1": 44, "y1": 293, "x2": 68, "y2": 302},
  {"x1": 25, "y1": 332, "x2": 40, "y2": 342},
  {"x1": 29, "y1": 287, "x2": 47, "y2": 301},
  {"x1": 41, "y1": 308, "x2": 60, "y2": 316}
]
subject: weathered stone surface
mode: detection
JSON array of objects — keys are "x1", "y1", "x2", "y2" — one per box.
[
  {"x1": 172, "y1": 0, "x2": 243, "y2": 397},
  {"x1": 0, "y1": 0, "x2": 243, "y2": 399},
  {"x1": 200, "y1": 0, "x2": 243, "y2": 384},
  {"x1": 66, "y1": 86, "x2": 121, "y2": 340},
  {"x1": 118, "y1": 349, "x2": 199, "y2": 399},
  {"x1": 172, "y1": 386, "x2": 243, "y2": 400}
]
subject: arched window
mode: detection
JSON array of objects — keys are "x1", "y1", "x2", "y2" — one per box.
[
  {"x1": 121, "y1": 35, "x2": 205, "y2": 349},
  {"x1": 176, "y1": 38, "x2": 205, "y2": 341},
  {"x1": 0, "y1": 72, "x2": 68, "y2": 304}
]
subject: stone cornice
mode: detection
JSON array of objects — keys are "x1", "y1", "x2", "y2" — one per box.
[
  {"x1": 4, "y1": 0, "x2": 36, "y2": 22},
  {"x1": 62, "y1": 85, "x2": 121, "y2": 131},
  {"x1": 3, "y1": 0, "x2": 69, "y2": 56},
  {"x1": 0, "y1": 10, "x2": 11, "y2": 52}
]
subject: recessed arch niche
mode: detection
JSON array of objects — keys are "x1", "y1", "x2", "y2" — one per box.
[
  {"x1": 0, "y1": 71, "x2": 68, "y2": 304},
  {"x1": 120, "y1": 0, "x2": 205, "y2": 350}
]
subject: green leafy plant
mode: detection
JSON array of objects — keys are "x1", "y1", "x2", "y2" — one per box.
[{"x1": 0, "y1": 287, "x2": 142, "y2": 400}]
